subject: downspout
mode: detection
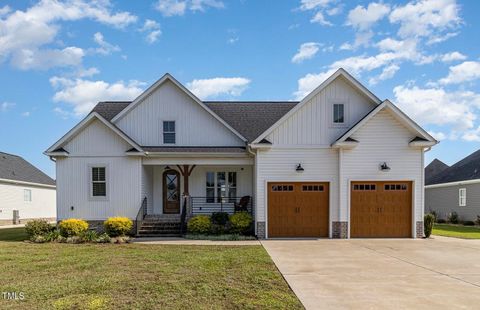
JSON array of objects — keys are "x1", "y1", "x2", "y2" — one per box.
[{"x1": 247, "y1": 144, "x2": 258, "y2": 236}]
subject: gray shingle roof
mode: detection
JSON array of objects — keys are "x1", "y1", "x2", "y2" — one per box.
[
  {"x1": 426, "y1": 151, "x2": 480, "y2": 185},
  {"x1": 0, "y1": 152, "x2": 55, "y2": 186},
  {"x1": 425, "y1": 159, "x2": 449, "y2": 185},
  {"x1": 92, "y1": 101, "x2": 298, "y2": 143}
]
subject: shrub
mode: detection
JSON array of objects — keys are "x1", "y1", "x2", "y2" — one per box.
[
  {"x1": 230, "y1": 212, "x2": 253, "y2": 234},
  {"x1": 104, "y1": 217, "x2": 133, "y2": 237},
  {"x1": 211, "y1": 212, "x2": 229, "y2": 226},
  {"x1": 436, "y1": 218, "x2": 447, "y2": 224},
  {"x1": 82, "y1": 230, "x2": 99, "y2": 242},
  {"x1": 45, "y1": 230, "x2": 61, "y2": 242},
  {"x1": 424, "y1": 213, "x2": 435, "y2": 238},
  {"x1": 463, "y1": 221, "x2": 475, "y2": 226},
  {"x1": 95, "y1": 233, "x2": 111, "y2": 243},
  {"x1": 476, "y1": 215, "x2": 480, "y2": 226},
  {"x1": 59, "y1": 219, "x2": 89, "y2": 237},
  {"x1": 429, "y1": 210, "x2": 438, "y2": 222},
  {"x1": 31, "y1": 235, "x2": 46, "y2": 243},
  {"x1": 187, "y1": 216, "x2": 212, "y2": 234},
  {"x1": 447, "y1": 212, "x2": 459, "y2": 224},
  {"x1": 25, "y1": 219, "x2": 53, "y2": 237}
]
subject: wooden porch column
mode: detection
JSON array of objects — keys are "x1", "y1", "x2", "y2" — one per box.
[{"x1": 177, "y1": 164, "x2": 196, "y2": 196}]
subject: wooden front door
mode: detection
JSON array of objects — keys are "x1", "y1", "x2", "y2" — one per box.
[
  {"x1": 163, "y1": 169, "x2": 180, "y2": 214},
  {"x1": 350, "y1": 181, "x2": 412, "y2": 238},
  {"x1": 268, "y1": 182, "x2": 329, "y2": 238}
]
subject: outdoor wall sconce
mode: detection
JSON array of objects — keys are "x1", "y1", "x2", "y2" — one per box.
[
  {"x1": 380, "y1": 162, "x2": 391, "y2": 171},
  {"x1": 296, "y1": 164, "x2": 305, "y2": 173}
]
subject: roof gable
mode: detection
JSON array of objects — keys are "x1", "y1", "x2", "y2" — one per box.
[
  {"x1": 0, "y1": 152, "x2": 55, "y2": 186},
  {"x1": 426, "y1": 150, "x2": 480, "y2": 185}
]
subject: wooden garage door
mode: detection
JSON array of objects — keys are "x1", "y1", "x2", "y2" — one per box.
[
  {"x1": 351, "y1": 181, "x2": 412, "y2": 238},
  {"x1": 268, "y1": 182, "x2": 329, "y2": 238}
]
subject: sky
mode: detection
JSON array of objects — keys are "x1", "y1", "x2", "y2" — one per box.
[{"x1": 1, "y1": 0, "x2": 480, "y2": 178}]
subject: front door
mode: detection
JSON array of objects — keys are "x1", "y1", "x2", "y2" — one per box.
[{"x1": 163, "y1": 169, "x2": 180, "y2": 214}]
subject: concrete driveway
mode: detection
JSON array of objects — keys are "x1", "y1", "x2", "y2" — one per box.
[{"x1": 262, "y1": 236, "x2": 480, "y2": 309}]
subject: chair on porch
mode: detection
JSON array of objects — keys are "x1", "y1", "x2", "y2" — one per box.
[{"x1": 234, "y1": 196, "x2": 251, "y2": 213}]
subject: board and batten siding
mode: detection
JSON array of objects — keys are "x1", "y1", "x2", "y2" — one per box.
[
  {"x1": 266, "y1": 76, "x2": 375, "y2": 145},
  {"x1": 57, "y1": 119, "x2": 142, "y2": 220},
  {"x1": 116, "y1": 80, "x2": 245, "y2": 147},
  {"x1": 0, "y1": 182, "x2": 56, "y2": 222},
  {"x1": 342, "y1": 110, "x2": 424, "y2": 223},
  {"x1": 426, "y1": 183, "x2": 480, "y2": 222}
]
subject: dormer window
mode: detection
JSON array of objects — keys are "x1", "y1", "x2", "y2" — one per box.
[
  {"x1": 333, "y1": 103, "x2": 345, "y2": 124},
  {"x1": 163, "y1": 121, "x2": 175, "y2": 144}
]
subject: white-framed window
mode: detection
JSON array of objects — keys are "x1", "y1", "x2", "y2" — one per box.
[
  {"x1": 24, "y1": 189, "x2": 32, "y2": 202},
  {"x1": 205, "y1": 171, "x2": 237, "y2": 203},
  {"x1": 91, "y1": 166, "x2": 107, "y2": 198},
  {"x1": 163, "y1": 121, "x2": 175, "y2": 144},
  {"x1": 333, "y1": 103, "x2": 345, "y2": 124},
  {"x1": 459, "y1": 188, "x2": 466, "y2": 207}
]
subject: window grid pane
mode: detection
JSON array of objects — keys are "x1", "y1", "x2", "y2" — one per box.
[
  {"x1": 163, "y1": 121, "x2": 176, "y2": 144},
  {"x1": 333, "y1": 104, "x2": 345, "y2": 123},
  {"x1": 92, "y1": 167, "x2": 106, "y2": 197}
]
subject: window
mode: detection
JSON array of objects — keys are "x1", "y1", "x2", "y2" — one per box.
[
  {"x1": 384, "y1": 184, "x2": 408, "y2": 191},
  {"x1": 24, "y1": 189, "x2": 32, "y2": 202},
  {"x1": 91, "y1": 167, "x2": 106, "y2": 197},
  {"x1": 205, "y1": 172, "x2": 237, "y2": 203},
  {"x1": 302, "y1": 184, "x2": 324, "y2": 192},
  {"x1": 163, "y1": 121, "x2": 175, "y2": 144},
  {"x1": 353, "y1": 184, "x2": 376, "y2": 191},
  {"x1": 459, "y1": 188, "x2": 466, "y2": 207},
  {"x1": 271, "y1": 185, "x2": 294, "y2": 192},
  {"x1": 333, "y1": 103, "x2": 345, "y2": 124}
]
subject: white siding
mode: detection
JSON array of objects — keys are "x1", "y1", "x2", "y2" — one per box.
[
  {"x1": 267, "y1": 76, "x2": 375, "y2": 145},
  {"x1": 116, "y1": 80, "x2": 244, "y2": 146},
  {"x1": 342, "y1": 110, "x2": 423, "y2": 223},
  {"x1": 256, "y1": 147, "x2": 339, "y2": 224},
  {"x1": 0, "y1": 182, "x2": 56, "y2": 221},
  {"x1": 56, "y1": 119, "x2": 142, "y2": 220}
]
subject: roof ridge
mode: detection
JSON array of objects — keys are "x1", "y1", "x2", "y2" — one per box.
[{"x1": 0, "y1": 151, "x2": 21, "y2": 158}]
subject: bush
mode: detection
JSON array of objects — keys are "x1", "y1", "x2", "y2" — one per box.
[
  {"x1": 95, "y1": 233, "x2": 111, "y2": 243},
  {"x1": 187, "y1": 216, "x2": 212, "y2": 234},
  {"x1": 211, "y1": 212, "x2": 229, "y2": 226},
  {"x1": 59, "y1": 219, "x2": 89, "y2": 237},
  {"x1": 424, "y1": 213, "x2": 435, "y2": 238},
  {"x1": 45, "y1": 230, "x2": 61, "y2": 242},
  {"x1": 463, "y1": 221, "x2": 475, "y2": 226},
  {"x1": 104, "y1": 217, "x2": 133, "y2": 237},
  {"x1": 448, "y1": 212, "x2": 459, "y2": 224},
  {"x1": 436, "y1": 218, "x2": 446, "y2": 224},
  {"x1": 25, "y1": 219, "x2": 53, "y2": 237},
  {"x1": 429, "y1": 210, "x2": 438, "y2": 222},
  {"x1": 230, "y1": 212, "x2": 253, "y2": 234},
  {"x1": 82, "y1": 230, "x2": 99, "y2": 242},
  {"x1": 476, "y1": 215, "x2": 480, "y2": 226}
]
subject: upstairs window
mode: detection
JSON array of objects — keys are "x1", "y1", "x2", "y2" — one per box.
[
  {"x1": 24, "y1": 189, "x2": 32, "y2": 202},
  {"x1": 91, "y1": 167, "x2": 106, "y2": 197},
  {"x1": 459, "y1": 188, "x2": 466, "y2": 207},
  {"x1": 333, "y1": 103, "x2": 345, "y2": 124},
  {"x1": 163, "y1": 121, "x2": 176, "y2": 144}
]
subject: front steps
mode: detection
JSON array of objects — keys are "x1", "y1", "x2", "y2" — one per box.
[{"x1": 137, "y1": 215, "x2": 183, "y2": 237}]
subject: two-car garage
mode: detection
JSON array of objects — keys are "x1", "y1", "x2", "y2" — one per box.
[{"x1": 267, "y1": 181, "x2": 413, "y2": 238}]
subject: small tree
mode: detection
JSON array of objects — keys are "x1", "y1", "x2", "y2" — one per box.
[{"x1": 424, "y1": 213, "x2": 435, "y2": 238}]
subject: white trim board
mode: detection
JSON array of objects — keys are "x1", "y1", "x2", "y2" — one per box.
[{"x1": 425, "y1": 178, "x2": 480, "y2": 189}]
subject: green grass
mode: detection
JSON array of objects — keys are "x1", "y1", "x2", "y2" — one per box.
[
  {"x1": 0, "y1": 227, "x2": 29, "y2": 241},
  {"x1": 0, "y1": 227, "x2": 302, "y2": 310},
  {"x1": 432, "y1": 224, "x2": 480, "y2": 239}
]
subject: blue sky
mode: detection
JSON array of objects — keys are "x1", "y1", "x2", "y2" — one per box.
[{"x1": 1, "y1": 0, "x2": 479, "y2": 177}]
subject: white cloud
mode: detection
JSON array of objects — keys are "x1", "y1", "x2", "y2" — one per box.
[
  {"x1": 21, "y1": 111, "x2": 31, "y2": 117},
  {"x1": 389, "y1": 0, "x2": 461, "y2": 39},
  {"x1": 428, "y1": 131, "x2": 447, "y2": 141},
  {"x1": 293, "y1": 68, "x2": 337, "y2": 100},
  {"x1": 1, "y1": 102, "x2": 15, "y2": 112},
  {"x1": 311, "y1": 11, "x2": 332, "y2": 25},
  {"x1": 155, "y1": 0, "x2": 224, "y2": 17},
  {"x1": 326, "y1": 6, "x2": 342, "y2": 16},
  {"x1": 299, "y1": 0, "x2": 335, "y2": 26},
  {"x1": 139, "y1": 20, "x2": 161, "y2": 44},
  {"x1": 299, "y1": 0, "x2": 334, "y2": 11},
  {"x1": 92, "y1": 32, "x2": 120, "y2": 55},
  {"x1": 187, "y1": 77, "x2": 251, "y2": 100},
  {"x1": 0, "y1": 5, "x2": 11, "y2": 16},
  {"x1": 50, "y1": 77, "x2": 144, "y2": 116},
  {"x1": 426, "y1": 31, "x2": 458, "y2": 45},
  {"x1": 441, "y1": 51, "x2": 466, "y2": 62},
  {"x1": 0, "y1": 0, "x2": 137, "y2": 69},
  {"x1": 292, "y1": 42, "x2": 321, "y2": 63},
  {"x1": 10, "y1": 47, "x2": 84, "y2": 70},
  {"x1": 347, "y1": 2, "x2": 390, "y2": 31},
  {"x1": 439, "y1": 61, "x2": 480, "y2": 85},
  {"x1": 76, "y1": 67, "x2": 100, "y2": 78},
  {"x1": 227, "y1": 37, "x2": 239, "y2": 44},
  {"x1": 462, "y1": 127, "x2": 480, "y2": 142},
  {"x1": 369, "y1": 64, "x2": 400, "y2": 85}
]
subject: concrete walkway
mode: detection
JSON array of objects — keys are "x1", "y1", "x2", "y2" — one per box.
[
  {"x1": 262, "y1": 237, "x2": 480, "y2": 310},
  {"x1": 133, "y1": 237, "x2": 260, "y2": 246}
]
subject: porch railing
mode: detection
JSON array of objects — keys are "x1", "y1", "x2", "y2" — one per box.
[
  {"x1": 135, "y1": 197, "x2": 147, "y2": 235},
  {"x1": 180, "y1": 196, "x2": 188, "y2": 234},
  {"x1": 189, "y1": 196, "x2": 254, "y2": 217}
]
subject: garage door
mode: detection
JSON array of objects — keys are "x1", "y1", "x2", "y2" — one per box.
[
  {"x1": 268, "y1": 182, "x2": 329, "y2": 238},
  {"x1": 351, "y1": 181, "x2": 412, "y2": 238}
]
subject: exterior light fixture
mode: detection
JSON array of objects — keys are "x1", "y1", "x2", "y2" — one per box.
[
  {"x1": 296, "y1": 164, "x2": 304, "y2": 173},
  {"x1": 164, "y1": 166, "x2": 171, "y2": 170},
  {"x1": 380, "y1": 162, "x2": 391, "y2": 171}
]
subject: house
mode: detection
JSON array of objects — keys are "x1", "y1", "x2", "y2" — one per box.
[
  {"x1": 45, "y1": 68, "x2": 437, "y2": 238},
  {"x1": 425, "y1": 150, "x2": 480, "y2": 222},
  {"x1": 0, "y1": 152, "x2": 56, "y2": 225}
]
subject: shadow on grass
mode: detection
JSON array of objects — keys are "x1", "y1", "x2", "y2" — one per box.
[{"x1": 0, "y1": 227, "x2": 28, "y2": 242}]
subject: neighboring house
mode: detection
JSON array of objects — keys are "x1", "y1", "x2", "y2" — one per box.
[
  {"x1": 45, "y1": 68, "x2": 437, "y2": 238},
  {"x1": 425, "y1": 150, "x2": 480, "y2": 222},
  {"x1": 0, "y1": 152, "x2": 56, "y2": 225}
]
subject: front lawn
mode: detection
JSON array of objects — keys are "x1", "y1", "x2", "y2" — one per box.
[
  {"x1": 0, "y1": 226, "x2": 29, "y2": 241},
  {"x1": 432, "y1": 224, "x2": 480, "y2": 239},
  {"x1": 0, "y1": 227, "x2": 302, "y2": 310}
]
